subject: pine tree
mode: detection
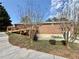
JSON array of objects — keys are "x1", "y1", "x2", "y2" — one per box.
[{"x1": 0, "y1": 3, "x2": 12, "y2": 31}]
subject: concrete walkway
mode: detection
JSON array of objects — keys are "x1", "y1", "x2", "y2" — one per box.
[{"x1": 0, "y1": 32, "x2": 67, "y2": 59}]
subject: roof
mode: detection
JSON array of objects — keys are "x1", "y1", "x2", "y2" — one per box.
[{"x1": 41, "y1": 21, "x2": 72, "y2": 25}]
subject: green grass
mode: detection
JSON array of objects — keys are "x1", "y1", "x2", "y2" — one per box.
[
  {"x1": 8, "y1": 33, "x2": 79, "y2": 50},
  {"x1": 8, "y1": 33, "x2": 66, "y2": 51},
  {"x1": 52, "y1": 36, "x2": 63, "y2": 39},
  {"x1": 8, "y1": 33, "x2": 79, "y2": 59},
  {"x1": 8, "y1": 33, "x2": 31, "y2": 48},
  {"x1": 32, "y1": 40, "x2": 65, "y2": 50}
]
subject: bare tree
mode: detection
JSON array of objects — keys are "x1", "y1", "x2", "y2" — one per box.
[
  {"x1": 57, "y1": 0, "x2": 79, "y2": 48},
  {"x1": 59, "y1": 18, "x2": 72, "y2": 48},
  {"x1": 17, "y1": 0, "x2": 44, "y2": 47},
  {"x1": 69, "y1": 1, "x2": 79, "y2": 44}
]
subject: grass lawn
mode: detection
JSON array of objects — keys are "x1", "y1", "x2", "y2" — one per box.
[
  {"x1": 8, "y1": 33, "x2": 79, "y2": 59},
  {"x1": 8, "y1": 33, "x2": 31, "y2": 48}
]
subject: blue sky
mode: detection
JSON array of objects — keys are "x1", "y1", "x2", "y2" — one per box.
[{"x1": 0, "y1": 0, "x2": 67, "y2": 24}]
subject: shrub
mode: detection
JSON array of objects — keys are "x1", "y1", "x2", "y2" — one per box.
[
  {"x1": 61, "y1": 40, "x2": 66, "y2": 46},
  {"x1": 49, "y1": 40, "x2": 56, "y2": 45},
  {"x1": 33, "y1": 34, "x2": 38, "y2": 41}
]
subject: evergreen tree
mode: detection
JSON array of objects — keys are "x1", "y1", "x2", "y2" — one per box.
[{"x1": 0, "y1": 3, "x2": 12, "y2": 31}]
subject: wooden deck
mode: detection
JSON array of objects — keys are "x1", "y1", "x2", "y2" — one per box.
[
  {"x1": 7, "y1": 29, "x2": 27, "y2": 33},
  {"x1": 7, "y1": 26, "x2": 36, "y2": 36}
]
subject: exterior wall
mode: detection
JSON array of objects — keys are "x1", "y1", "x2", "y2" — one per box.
[
  {"x1": 38, "y1": 23, "x2": 64, "y2": 34},
  {"x1": 37, "y1": 24, "x2": 62, "y2": 40},
  {"x1": 8, "y1": 22, "x2": 74, "y2": 34},
  {"x1": 38, "y1": 24, "x2": 62, "y2": 34},
  {"x1": 15, "y1": 24, "x2": 30, "y2": 29},
  {"x1": 37, "y1": 34, "x2": 64, "y2": 40},
  {"x1": 8, "y1": 23, "x2": 74, "y2": 34},
  {"x1": 37, "y1": 22, "x2": 74, "y2": 40}
]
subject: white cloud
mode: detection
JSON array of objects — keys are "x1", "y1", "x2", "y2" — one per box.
[
  {"x1": 56, "y1": 3, "x2": 62, "y2": 9},
  {"x1": 49, "y1": 0, "x2": 64, "y2": 18},
  {"x1": 49, "y1": 0, "x2": 79, "y2": 21},
  {"x1": 51, "y1": 0, "x2": 63, "y2": 9}
]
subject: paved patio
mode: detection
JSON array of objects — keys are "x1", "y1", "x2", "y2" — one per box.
[{"x1": 0, "y1": 32, "x2": 67, "y2": 59}]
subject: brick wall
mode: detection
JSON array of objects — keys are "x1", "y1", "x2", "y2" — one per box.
[
  {"x1": 7, "y1": 22, "x2": 74, "y2": 34},
  {"x1": 38, "y1": 24, "x2": 62, "y2": 34},
  {"x1": 38, "y1": 22, "x2": 73, "y2": 34}
]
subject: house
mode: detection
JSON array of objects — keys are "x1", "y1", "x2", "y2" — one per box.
[
  {"x1": 37, "y1": 21, "x2": 73, "y2": 40},
  {"x1": 7, "y1": 21, "x2": 74, "y2": 40}
]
